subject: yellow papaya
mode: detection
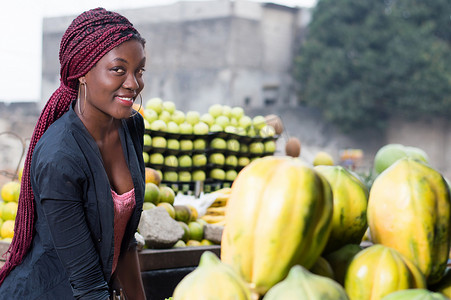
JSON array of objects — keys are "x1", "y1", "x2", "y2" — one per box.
[
  {"x1": 315, "y1": 165, "x2": 369, "y2": 254},
  {"x1": 264, "y1": 265, "x2": 348, "y2": 300},
  {"x1": 172, "y1": 251, "x2": 251, "y2": 300},
  {"x1": 345, "y1": 244, "x2": 426, "y2": 300},
  {"x1": 221, "y1": 156, "x2": 333, "y2": 296},
  {"x1": 367, "y1": 157, "x2": 451, "y2": 284}
]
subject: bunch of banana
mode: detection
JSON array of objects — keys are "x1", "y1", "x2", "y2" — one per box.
[{"x1": 201, "y1": 187, "x2": 231, "y2": 226}]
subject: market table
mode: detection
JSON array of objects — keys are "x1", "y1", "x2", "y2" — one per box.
[{"x1": 139, "y1": 245, "x2": 221, "y2": 299}]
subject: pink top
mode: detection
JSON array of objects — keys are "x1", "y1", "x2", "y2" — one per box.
[{"x1": 111, "y1": 188, "x2": 136, "y2": 274}]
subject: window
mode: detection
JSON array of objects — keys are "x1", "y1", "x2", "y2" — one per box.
[{"x1": 263, "y1": 85, "x2": 279, "y2": 106}]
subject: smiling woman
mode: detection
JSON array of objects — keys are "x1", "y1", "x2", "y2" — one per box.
[{"x1": 0, "y1": 7, "x2": 147, "y2": 300}]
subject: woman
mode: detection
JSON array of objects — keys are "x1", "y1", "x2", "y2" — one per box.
[{"x1": 0, "y1": 8, "x2": 147, "y2": 299}]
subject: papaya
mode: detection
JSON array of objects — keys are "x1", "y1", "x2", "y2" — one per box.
[
  {"x1": 345, "y1": 244, "x2": 426, "y2": 300},
  {"x1": 325, "y1": 244, "x2": 363, "y2": 286},
  {"x1": 367, "y1": 157, "x2": 451, "y2": 284},
  {"x1": 221, "y1": 156, "x2": 333, "y2": 296},
  {"x1": 172, "y1": 251, "x2": 251, "y2": 300},
  {"x1": 381, "y1": 289, "x2": 448, "y2": 300},
  {"x1": 315, "y1": 165, "x2": 369, "y2": 254},
  {"x1": 263, "y1": 265, "x2": 349, "y2": 300},
  {"x1": 309, "y1": 256, "x2": 335, "y2": 280},
  {"x1": 430, "y1": 268, "x2": 451, "y2": 297}
]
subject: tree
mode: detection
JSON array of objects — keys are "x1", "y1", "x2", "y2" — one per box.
[{"x1": 294, "y1": 0, "x2": 451, "y2": 132}]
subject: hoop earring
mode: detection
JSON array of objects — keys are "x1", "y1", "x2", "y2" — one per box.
[
  {"x1": 77, "y1": 83, "x2": 87, "y2": 115},
  {"x1": 130, "y1": 93, "x2": 143, "y2": 117}
]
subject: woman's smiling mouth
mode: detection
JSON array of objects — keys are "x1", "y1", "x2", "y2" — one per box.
[{"x1": 115, "y1": 96, "x2": 134, "y2": 106}]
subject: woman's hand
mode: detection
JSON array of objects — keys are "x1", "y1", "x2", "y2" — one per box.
[{"x1": 115, "y1": 247, "x2": 146, "y2": 300}]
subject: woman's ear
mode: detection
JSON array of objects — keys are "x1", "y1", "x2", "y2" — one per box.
[{"x1": 79, "y1": 76, "x2": 86, "y2": 84}]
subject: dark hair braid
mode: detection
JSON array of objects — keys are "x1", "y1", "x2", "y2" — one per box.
[{"x1": 0, "y1": 7, "x2": 143, "y2": 284}]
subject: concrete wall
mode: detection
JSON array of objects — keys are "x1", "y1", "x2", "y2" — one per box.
[{"x1": 386, "y1": 117, "x2": 451, "y2": 179}]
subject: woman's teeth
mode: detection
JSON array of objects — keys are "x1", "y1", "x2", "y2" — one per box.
[{"x1": 117, "y1": 96, "x2": 133, "y2": 102}]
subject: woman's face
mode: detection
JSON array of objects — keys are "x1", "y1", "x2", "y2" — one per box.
[{"x1": 82, "y1": 39, "x2": 146, "y2": 120}]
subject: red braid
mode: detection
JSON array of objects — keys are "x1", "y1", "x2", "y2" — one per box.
[{"x1": 0, "y1": 7, "x2": 143, "y2": 284}]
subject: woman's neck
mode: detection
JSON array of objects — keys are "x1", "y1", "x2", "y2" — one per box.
[{"x1": 77, "y1": 108, "x2": 121, "y2": 143}]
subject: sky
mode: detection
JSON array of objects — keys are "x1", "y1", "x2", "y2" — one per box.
[{"x1": 0, "y1": 0, "x2": 317, "y2": 102}]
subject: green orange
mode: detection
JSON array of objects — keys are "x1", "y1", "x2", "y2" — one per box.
[
  {"x1": 178, "y1": 221, "x2": 190, "y2": 243},
  {"x1": 1, "y1": 220, "x2": 15, "y2": 239},
  {"x1": 157, "y1": 202, "x2": 176, "y2": 219},
  {"x1": 159, "y1": 186, "x2": 175, "y2": 205},
  {"x1": 188, "y1": 221, "x2": 204, "y2": 241},
  {"x1": 2, "y1": 202, "x2": 18, "y2": 221},
  {"x1": 1, "y1": 181, "x2": 20, "y2": 202},
  {"x1": 144, "y1": 182, "x2": 160, "y2": 204}
]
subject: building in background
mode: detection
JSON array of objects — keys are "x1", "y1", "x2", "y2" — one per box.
[{"x1": 41, "y1": 0, "x2": 312, "y2": 112}]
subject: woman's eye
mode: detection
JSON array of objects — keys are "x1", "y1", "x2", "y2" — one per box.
[
  {"x1": 138, "y1": 68, "x2": 145, "y2": 75},
  {"x1": 111, "y1": 67, "x2": 125, "y2": 74}
]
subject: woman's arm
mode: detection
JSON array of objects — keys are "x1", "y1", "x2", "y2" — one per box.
[
  {"x1": 115, "y1": 247, "x2": 146, "y2": 300},
  {"x1": 34, "y1": 156, "x2": 110, "y2": 299}
]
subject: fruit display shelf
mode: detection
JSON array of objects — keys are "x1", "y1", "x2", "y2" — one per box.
[
  {"x1": 161, "y1": 179, "x2": 233, "y2": 195},
  {"x1": 144, "y1": 129, "x2": 279, "y2": 193}
]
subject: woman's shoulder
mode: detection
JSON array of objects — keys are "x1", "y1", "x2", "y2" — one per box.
[{"x1": 34, "y1": 114, "x2": 89, "y2": 164}]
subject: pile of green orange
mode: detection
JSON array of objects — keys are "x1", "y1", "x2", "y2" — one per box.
[{"x1": 142, "y1": 167, "x2": 217, "y2": 248}]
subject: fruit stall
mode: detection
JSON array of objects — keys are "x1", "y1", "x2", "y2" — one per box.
[
  {"x1": 134, "y1": 99, "x2": 451, "y2": 299},
  {"x1": 2, "y1": 98, "x2": 451, "y2": 300}
]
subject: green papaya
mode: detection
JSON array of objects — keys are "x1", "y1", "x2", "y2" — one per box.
[
  {"x1": 381, "y1": 289, "x2": 448, "y2": 300},
  {"x1": 325, "y1": 244, "x2": 363, "y2": 285},
  {"x1": 172, "y1": 251, "x2": 251, "y2": 299},
  {"x1": 264, "y1": 265, "x2": 349, "y2": 300}
]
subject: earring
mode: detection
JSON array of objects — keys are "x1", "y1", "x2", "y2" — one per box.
[
  {"x1": 77, "y1": 82, "x2": 87, "y2": 115},
  {"x1": 130, "y1": 93, "x2": 143, "y2": 117},
  {"x1": 77, "y1": 83, "x2": 82, "y2": 114}
]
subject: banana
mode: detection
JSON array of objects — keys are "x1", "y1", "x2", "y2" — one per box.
[
  {"x1": 206, "y1": 206, "x2": 227, "y2": 216},
  {"x1": 210, "y1": 198, "x2": 228, "y2": 207},
  {"x1": 201, "y1": 214, "x2": 226, "y2": 224},
  {"x1": 210, "y1": 189, "x2": 230, "y2": 207}
]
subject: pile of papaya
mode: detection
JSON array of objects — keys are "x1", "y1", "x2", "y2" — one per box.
[{"x1": 169, "y1": 144, "x2": 451, "y2": 300}]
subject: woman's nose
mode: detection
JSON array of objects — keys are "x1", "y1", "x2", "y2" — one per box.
[{"x1": 122, "y1": 74, "x2": 139, "y2": 91}]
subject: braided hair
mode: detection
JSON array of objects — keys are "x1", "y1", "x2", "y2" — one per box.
[{"x1": 0, "y1": 7, "x2": 145, "y2": 284}]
